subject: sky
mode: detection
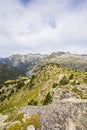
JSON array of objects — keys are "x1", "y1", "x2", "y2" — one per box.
[{"x1": 0, "y1": 0, "x2": 87, "y2": 57}]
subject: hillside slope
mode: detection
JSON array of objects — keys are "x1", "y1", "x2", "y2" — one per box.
[
  {"x1": 0, "y1": 63, "x2": 87, "y2": 130},
  {"x1": 0, "y1": 62, "x2": 24, "y2": 83}
]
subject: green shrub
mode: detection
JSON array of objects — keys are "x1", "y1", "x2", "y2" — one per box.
[
  {"x1": 69, "y1": 74, "x2": 74, "y2": 80},
  {"x1": 16, "y1": 81, "x2": 24, "y2": 89},
  {"x1": 70, "y1": 80, "x2": 76, "y2": 85},
  {"x1": 43, "y1": 92, "x2": 52, "y2": 105},
  {"x1": 10, "y1": 88, "x2": 14, "y2": 94},
  {"x1": 52, "y1": 83, "x2": 58, "y2": 88},
  {"x1": 29, "y1": 75, "x2": 36, "y2": 89},
  {"x1": 84, "y1": 78, "x2": 87, "y2": 83},
  {"x1": 59, "y1": 76, "x2": 69, "y2": 85}
]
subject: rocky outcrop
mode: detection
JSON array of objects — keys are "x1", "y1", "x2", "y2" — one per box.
[{"x1": 21, "y1": 99, "x2": 87, "y2": 130}]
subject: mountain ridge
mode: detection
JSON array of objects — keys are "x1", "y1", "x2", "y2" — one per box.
[
  {"x1": 30, "y1": 52, "x2": 87, "y2": 73},
  {"x1": 1, "y1": 52, "x2": 87, "y2": 73},
  {"x1": 0, "y1": 53, "x2": 46, "y2": 72}
]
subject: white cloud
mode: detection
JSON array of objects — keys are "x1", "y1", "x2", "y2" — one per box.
[{"x1": 0, "y1": 0, "x2": 87, "y2": 57}]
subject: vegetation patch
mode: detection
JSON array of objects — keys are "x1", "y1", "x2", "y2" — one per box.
[
  {"x1": 8, "y1": 114, "x2": 41, "y2": 130},
  {"x1": 59, "y1": 76, "x2": 69, "y2": 85},
  {"x1": 6, "y1": 112, "x2": 24, "y2": 122},
  {"x1": 28, "y1": 99, "x2": 38, "y2": 105},
  {"x1": 8, "y1": 122, "x2": 22, "y2": 130},
  {"x1": 52, "y1": 83, "x2": 58, "y2": 88},
  {"x1": 22, "y1": 114, "x2": 41, "y2": 129},
  {"x1": 0, "y1": 62, "x2": 87, "y2": 129},
  {"x1": 43, "y1": 92, "x2": 53, "y2": 105}
]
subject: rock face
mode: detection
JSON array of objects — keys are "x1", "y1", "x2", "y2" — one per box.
[
  {"x1": 21, "y1": 99, "x2": 87, "y2": 130},
  {"x1": 26, "y1": 125, "x2": 35, "y2": 130}
]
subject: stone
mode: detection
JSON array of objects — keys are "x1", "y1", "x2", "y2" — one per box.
[{"x1": 26, "y1": 125, "x2": 35, "y2": 130}]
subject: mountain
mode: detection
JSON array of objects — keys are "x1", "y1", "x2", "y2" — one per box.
[
  {"x1": 0, "y1": 63, "x2": 87, "y2": 129},
  {"x1": 0, "y1": 53, "x2": 46, "y2": 72},
  {"x1": 30, "y1": 52, "x2": 87, "y2": 74},
  {"x1": 1, "y1": 52, "x2": 87, "y2": 74},
  {"x1": 0, "y1": 62, "x2": 24, "y2": 83},
  {"x1": 0, "y1": 54, "x2": 46, "y2": 84},
  {"x1": 46, "y1": 52, "x2": 87, "y2": 71}
]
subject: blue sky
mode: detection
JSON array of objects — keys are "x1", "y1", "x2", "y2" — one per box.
[{"x1": 0, "y1": 0, "x2": 87, "y2": 57}]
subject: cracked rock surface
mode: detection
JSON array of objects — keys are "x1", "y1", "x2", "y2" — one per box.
[{"x1": 21, "y1": 98, "x2": 87, "y2": 130}]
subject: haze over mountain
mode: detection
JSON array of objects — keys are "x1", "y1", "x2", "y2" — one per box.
[{"x1": 0, "y1": 53, "x2": 46, "y2": 71}]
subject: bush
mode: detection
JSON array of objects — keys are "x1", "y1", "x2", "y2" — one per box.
[
  {"x1": 16, "y1": 81, "x2": 24, "y2": 89},
  {"x1": 43, "y1": 92, "x2": 52, "y2": 105},
  {"x1": 59, "y1": 76, "x2": 69, "y2": 85},
  {"x1": 29, "y1": 75, "x2": 36, "y2": 89},
  {"x1": 70, "y1": 80, "x2": 76, "y2": 85},
  {"x1": 52, "y1": 83, "x2": 58, "y2": 88},
  {"x1": 69, "y1": 74, "x2": 74, "y2": 80}
]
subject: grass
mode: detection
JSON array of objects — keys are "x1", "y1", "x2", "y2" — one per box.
[
  {"x1": 8, "y1": 114, "x2": 41, "y2": 130},
  {"x1": 8, "y1": 122, "x2": 22, "y2": 130},
  {"x1": 0, "y1": 62, "x2": 87, "y2": 125},
  {"x1": 6, "y1": 112, "x2": 24, "y2": 122}
]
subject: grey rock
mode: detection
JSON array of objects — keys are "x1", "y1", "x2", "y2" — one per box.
[
  {"x1": 26, "y1": 125, "x2": 35, "y2": 130},
  {"x1": 21, "y1": 99, "x2": 87, "y2": 130}
]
